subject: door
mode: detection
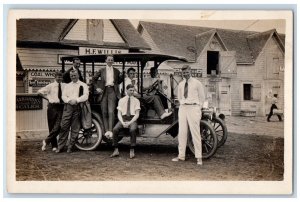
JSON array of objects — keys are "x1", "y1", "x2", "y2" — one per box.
[
  {"x1": 219, "y1": 85, "x2": 231, "y2": 115},
  {"x1": 219, "y1": 51, "x2": 237, "y2": 78}
]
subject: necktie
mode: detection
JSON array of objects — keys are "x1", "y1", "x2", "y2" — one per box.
[
  {"x1": 126, "y1": 97, "x2": 131, "y2": 116},
  {"x1": 184, "y1": 80, "x2": 188, "y2": 98},
  {"x1": 58, "y1": 83, "x2": 63, "y2": 103}
]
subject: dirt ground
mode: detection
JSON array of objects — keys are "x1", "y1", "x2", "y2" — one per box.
[{"x1": 16, "y1": 131, "x2": 284, "y2": 181}]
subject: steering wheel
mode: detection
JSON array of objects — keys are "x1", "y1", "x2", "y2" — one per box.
[{"x1": 146, "y1": 80, "x2": 160, "y2": 94}]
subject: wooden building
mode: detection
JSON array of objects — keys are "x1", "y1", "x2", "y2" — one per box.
[
  {"x1": 16, "y1": 19, "x2": 150, "y2": 133},
  {"x1": 137, "y1": 21, "x2": 285, "y2": 116}
]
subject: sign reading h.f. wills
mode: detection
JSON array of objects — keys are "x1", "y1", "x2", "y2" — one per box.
[{"x1": 79, "y1": 47, "x2": 129, "y2": 55}]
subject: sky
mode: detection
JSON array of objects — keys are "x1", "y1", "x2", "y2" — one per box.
[{"x1": 130, "y1": 19, "x2": 286, "y2": 34}]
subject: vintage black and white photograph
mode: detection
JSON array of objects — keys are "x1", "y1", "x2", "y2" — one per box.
[{"x1": 7, "y1": 10, "x2": 293, "y2": 194}]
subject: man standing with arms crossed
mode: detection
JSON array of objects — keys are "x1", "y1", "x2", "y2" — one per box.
[
  {"x1": 56, "y1": 70, "x2": 89, "y2": 153},
  {"x1": 38, "y1": 71, "x2": 65, "y2": 152},
  {"x1": 172, "y1": 65, "x2": 205, "y2": 165}
]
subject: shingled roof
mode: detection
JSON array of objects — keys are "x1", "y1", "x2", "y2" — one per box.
[
  {"x1": 138, "y1": 21, "x2": 212, "y2": 62},
  {"x1": 111, "y1": 19, "x2": 150, "y2": 50},
  {"x1": 195, "y1": 29, "x2": 228, "y2": 57},
  {"x1": 247, "y1": 29, "x2": 285, "y2": 61},
  {"x1": 17, "y1": 19, "x2": 72, "y2": 42},
  {"x1": 17, "y1": 19, "x2": 150, "y2": 50},
  {"x1": 138, "y1": 21, "x2": 285, "y2": 64}
]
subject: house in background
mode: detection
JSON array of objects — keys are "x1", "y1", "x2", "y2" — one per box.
[
  {"x1": 137, "y1": 21, "x2": 285, "y2": 116},
  {"x1": 16, "y1": 19, "x2": 150, "y2": 133},
  {"x1": 17, "y1": 19, "x2": 150, "y2": 94}
]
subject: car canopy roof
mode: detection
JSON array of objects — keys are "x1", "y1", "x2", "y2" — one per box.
[{"x1": 61, "y1": 53, "x2": 187, "y2": 63}]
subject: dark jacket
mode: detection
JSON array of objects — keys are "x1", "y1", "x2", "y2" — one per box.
[
  {"x1": 63, "y1": 67, "x2": 84, "y2": 83},
  {"x1": 92, "y1": 67, "x2": 122, "y2": 102}
]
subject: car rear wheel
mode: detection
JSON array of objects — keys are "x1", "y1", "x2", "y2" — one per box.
[
  {"x1": 187, "y1": 120, "x2": 218, "y2": 159},
  {"x1": 211, "y1": 117, "x2": 228, "y2": 147}
]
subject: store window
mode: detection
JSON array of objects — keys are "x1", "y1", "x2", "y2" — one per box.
[
  {"x1": 243, "y1": 84, "x2": 252, "y2": 100},
  {"x1": 207, "y1": 51, "x2": 219, "y2": 75}
]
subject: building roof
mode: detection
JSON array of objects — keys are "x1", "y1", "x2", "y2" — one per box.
[
  {"x1": 111, "y1": 20, "x2": 150, "y2": 50},
  {"x1": 17, "y1": 19, "x2": 72, "y2": 42},
  {"x1": 138, "y1": 21, "x2": 285, "y2": 64},
  {"x1": 195, "y1": 29, "x2": 228, "y2": 57},
  {"x1": 17, "y1": 19, "x2": 150, "y2": 50},
  {"x1": 247, "y1": 29, "x2": 285, "y2": 61}
]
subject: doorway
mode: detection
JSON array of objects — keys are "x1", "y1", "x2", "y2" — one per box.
[{"x1": 207, "y1": 51, "x2": 219, "y2": 75}]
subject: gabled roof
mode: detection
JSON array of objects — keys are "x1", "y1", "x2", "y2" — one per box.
[
  {"x1": 195, "y1": 29, "x2": 216, "y2": 57},
  {"x1": 195, "y1": 29, "x2": 228, "y2": 57},
  {"x1": 17, "y1": 19, "x2": 72, "y2": 42},
  {"x1": 17, "y1": 19, "x2": 150, "y2": 50},
  {"x1": 247, "y1": 29, "x2": 285, "y2": 61},
  {"x1": 111, "y1": 20, "x2": 150, "y2": 50},
  {"x1": 138, "y1": 21, "x2": 212, "y2": 62},
  {"x1": 216, "y1": 28, "x2": 254, "y2": 64},
  {"x1": 138, "y1": 21, "x2": 285, "y2": 64}
]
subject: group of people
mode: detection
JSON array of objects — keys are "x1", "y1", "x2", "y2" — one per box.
[
  {"x1": 38, "y1": 55, "x2": 206, "y2": 165},
  {"x1": 38, "y1": 57, "x2": 88, "y2": 153}
]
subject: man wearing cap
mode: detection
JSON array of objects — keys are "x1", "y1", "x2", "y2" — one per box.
[
  {"x1": 38, "y1": 71, "x2": 65, "y2": 152},
  {"x1": 63, "y1": 57, "x2": 84, "y2": 83},
  {"x1": 92, "y1": 54, "x2": 123, "y2": 139},
  {"x1": 172, "y1": 65, "x2": 205, "y2": 165},
  {"x1": 110, "y1": 84, "x2": 141, "y2": 159},
  {"x1": 56, "y1": 70, "x2": 89, "y2": 153}
]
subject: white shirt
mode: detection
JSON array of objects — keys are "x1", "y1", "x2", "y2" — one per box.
[
  {"x1": 178, "y1": 77, "x2": 205, "y2": 106},
  {"x1": 120, "y1": 77, "x2": 138, "y2": 95},
  {"x1": 271, "y1": 97, "x2": 278, "y2": 104},
  {"x1": 144, "y1": 76, "x2": 168, "y2": 94},
  {"x1": 105, "y1": 65, "x2": 114, "y2": 86},
  {"x1": 117, "y1": 95, "x2": 141, "y2": 116},
  {"x1": 38, "y1": 81, "x2": 66, "y2": 103},
  {"x1": 143, "y1": 77, "x2": 158, "y2": 89},
  {"x1": 62, "y1": 80, "x2": 89, "y2": 104}
]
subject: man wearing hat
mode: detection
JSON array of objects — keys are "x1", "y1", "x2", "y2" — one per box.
[
  {"x1": 38, "y1": 71, "x2": 65, "y2": 152},
  {"x1": 172, "y1": 65, "x2": 205, "y2": 165}
]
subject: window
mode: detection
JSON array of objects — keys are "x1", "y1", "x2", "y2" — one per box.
[
  {"x1": 243, "y1": 84, "x2": 252, "y2": 100},
  {"x1": 207, "y1": 51, "x2": 219, "y2": 75}
]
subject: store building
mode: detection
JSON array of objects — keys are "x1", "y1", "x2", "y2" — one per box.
[
  {"x1": 16, "y1": 19, "x2": 150, "y2": 133},
  {"x1": 137, "y1": 21, "x2": 285, "y2": 116}
]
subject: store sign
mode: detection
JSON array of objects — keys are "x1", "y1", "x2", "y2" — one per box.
[
  {"x1": 58, "y1": 55, "x2": 74, "y2": 64},
  {"x1": 29, "y1": 79, "x2": 52, "y2": 87},
  {"x1": 209, "y1": 77, "x2": 222, "y2": 82},
  {"x1": 79, "y1": 47, "x2": 129, "y2": 55},
  {"x1": 174, "y1": 69, "x2": 202, "y2": 78},
  {"x1": 29, "y1": 71, "x2": 56, "y2": 78},
  {"x1": 16, "y1": 95, "x2": 43, "y2": 111}
]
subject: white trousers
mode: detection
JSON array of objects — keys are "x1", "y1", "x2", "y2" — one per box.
[{"x1": 178, "y1": 105, "x2": 202, "y2": 159}]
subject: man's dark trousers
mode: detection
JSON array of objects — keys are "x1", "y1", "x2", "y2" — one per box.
[
  {"x1": 101, "y1": 86, "x2": 117, "y2": 132},
  {"x1": 267, "y1": 104, "x2": 282, "y2": 121},
  {"x1": 57, "y1": 104, "x2": 81, "y2": 150},
  {"x1": 45, "y1": 103, "x2": 64, "y2": 148},
  {"x1": 112, "y1": 115, "x2": 137, "y2": 147}
]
